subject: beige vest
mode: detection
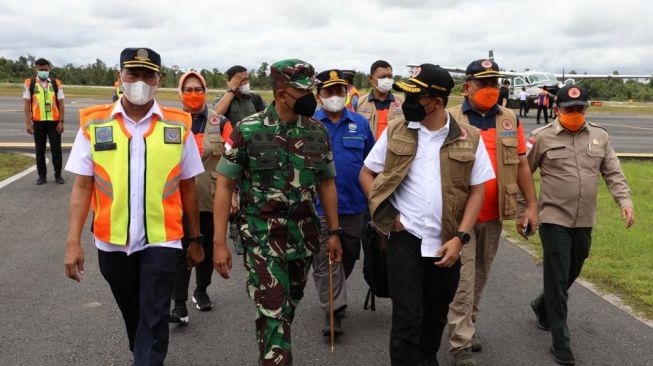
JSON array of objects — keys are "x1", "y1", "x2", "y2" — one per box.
[
  {"x1": 448, "y1": 104, "x2": 520, "y2": 220},
  {"x1": 368, "y1": 114, "x2": 481, "y2": 241},
  {"x1": 357, "y1": 92, "x2": 404, "y2": 137},
  {"x1": 196, "y1": 109, "x2": 226, "y2": 212}
]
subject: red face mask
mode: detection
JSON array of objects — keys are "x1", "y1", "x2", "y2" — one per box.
[
  {"x1": 558, "y1": 112, "x2": 585, "y2": 132},
  {"x1": 182, "y1": 93, "x2": 205, "y2": 111},
  {"x1": 472, "y1": 87, "x2": 500, "y2": 110}
]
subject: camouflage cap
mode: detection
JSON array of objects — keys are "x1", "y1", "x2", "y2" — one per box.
[{"x1": 270, "y1": 59, "x2": 317, "y2": 90}]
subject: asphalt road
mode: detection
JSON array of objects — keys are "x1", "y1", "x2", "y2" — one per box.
[
  {"x1": 0, "y1": 155, "x2": 652, "y2": 365},
  {"x1": 1, "y1": 96, "x2": 652, "y2": 153}
]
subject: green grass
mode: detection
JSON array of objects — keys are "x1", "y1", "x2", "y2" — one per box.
[
  {"x1": 0, "y1": 152, "x2": 34, "y2": 181},
  {"x1": 505, "y1": 161, "x2": 653, "y2": 319}
]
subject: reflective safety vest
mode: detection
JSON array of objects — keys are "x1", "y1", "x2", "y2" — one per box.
[
  {"x1": 114, "y1": 80, "x2": 123, "y2": 98},
  {"x1": 25, "y1": 78, "x2": 61, "y2": 121},
  {"x1": 345, "y1": 85, "x2": 360, "y2": 111},
  {"x1": 80, "y1": 102, "x2": 191, "y2": 245}
]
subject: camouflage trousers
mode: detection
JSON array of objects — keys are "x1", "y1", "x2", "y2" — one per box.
[{"x1": 244, "y1": 249, "x2": 312, "y2": 366}]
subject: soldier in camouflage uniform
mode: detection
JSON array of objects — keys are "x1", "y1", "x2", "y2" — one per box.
[{"x1": 212, "y1": 59, "x2": 343, "y2": 366}]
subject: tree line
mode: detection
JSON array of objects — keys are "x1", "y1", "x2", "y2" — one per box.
[
  {"x1": 2, "y1": 55, "x2": 653, "y2": 101},
  {"x1": 0, "y1": 55, "x2": 373, "y2": 91}
]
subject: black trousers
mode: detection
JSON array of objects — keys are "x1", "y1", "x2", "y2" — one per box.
[
  {"x1": 533, "y1": 224, "x2": 592, "y2": 350},
  {"x1": 98, "y1": 247, "x2": 179, "y2": 366},
  {"x1": 536, "y1": 105, "x2": 549, "y2": 124},
  {"x1": 33, "y1": 121, "x2": 62, "y2": 178},
  {"x1": 387, "y1": 230, "x2": 461, "y2": 366},
  {"x1": 519, "y1": 100, "x2": 528, "y2": 117},
  {"x1": 173, "y1": 211, "x2": 215, "y2": 302}
]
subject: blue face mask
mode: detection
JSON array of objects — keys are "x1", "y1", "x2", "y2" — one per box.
[{"x1": 37, "y1": 71, "x2": 49, "y2": 80}]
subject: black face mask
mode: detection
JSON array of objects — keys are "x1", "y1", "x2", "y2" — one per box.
[
  {"x1": 402, "y1": 95, "x2": 426, "y2": 122},
  {"x1": 285, "y1": 92, "x2": 317, "y2": 117}
]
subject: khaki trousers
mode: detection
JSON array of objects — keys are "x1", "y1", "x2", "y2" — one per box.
[{"x1": 448, "y1": 219, "x2": 503, "y2": 353}]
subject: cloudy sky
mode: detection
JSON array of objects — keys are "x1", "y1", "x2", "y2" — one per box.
[{"x1": 3, "y1": 0, "x2": 652, "y2": 76}]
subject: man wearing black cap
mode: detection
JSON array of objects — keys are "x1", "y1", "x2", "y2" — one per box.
[
  {"x1": 360, "y1": 64, "x2": 494, "y2": 366},
  {"x1": 214, "y1": 65, "x2": 266, "y2": 124},
  {"x1": 446, "y1": 58, "x2": 539, "y2": 366},
  {"x1": 520, "y1": 84, "x2": 634, "y2": 365},
  {"x1": 64, "y1": 48, "x2": 205, "y2": 366},
  {"x1": 312, "y1": 69, "x2": 375, "y2": 337}
]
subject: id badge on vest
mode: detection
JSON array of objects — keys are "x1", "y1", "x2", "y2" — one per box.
[
  {"x1": 164, "y1": 127, "x2": 182, "y2": 144},
  {"x1": 44, "y1": 103, "x2": 52, "y2": 112},
  {"x1": 94, "y1": 126, "x2": 117, "y2": 151}
]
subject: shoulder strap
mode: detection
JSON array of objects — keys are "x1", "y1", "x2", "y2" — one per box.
[
  {"x1": 51, "y1": 79, "x2": 59, "y2": 96},
  {"x1": 29, "y1": 78, "x2": 36, "y2": 97}
]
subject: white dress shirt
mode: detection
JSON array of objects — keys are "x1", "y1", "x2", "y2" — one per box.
[
  {"x1": 65, "y1": 100, "x2": 204, "y2": 255},
  {"x1": 364, "y1": 114, "x2": 495, "y2": 257}
]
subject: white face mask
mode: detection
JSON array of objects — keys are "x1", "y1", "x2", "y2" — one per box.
[
  {"x1": 121, "y1": 80, "x2": 157, "y2": 105},
  {"x1": 321, "y1": 96, "x2": 346, "y2": 113},
  {"x1": 375, "y1": 77, "x2": 394, "y2": 93},
  {"x1": 238, "y1": 83, "x2": 251, "y2": 94}
]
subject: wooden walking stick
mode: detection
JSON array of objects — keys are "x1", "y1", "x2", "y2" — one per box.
[{"x1": 328, "y1": 252, "x2": 335, "y2": 353}]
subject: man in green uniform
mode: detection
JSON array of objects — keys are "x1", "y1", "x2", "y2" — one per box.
[{"x1": 212, "y1": 59, "x2": 343, "y2": 366}]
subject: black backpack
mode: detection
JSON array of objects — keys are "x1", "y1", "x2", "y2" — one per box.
[{"x1": 362, "y1": 222, "x2": 390, "y2": 311}]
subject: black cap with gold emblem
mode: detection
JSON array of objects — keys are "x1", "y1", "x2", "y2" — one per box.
[
  {"x1": 465, "y1": 58, "x2": 501, "y2": 80},
  {"x1": 120, "y1": 48, "x2": 161, "y2": 73},
  {"x1": 316, "y1": 69, "x2": 347, "y2": 90},
  {"x1": 393, "y1": 63, "x2": 454, "y2": 95}
]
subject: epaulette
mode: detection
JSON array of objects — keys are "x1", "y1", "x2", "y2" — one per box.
[
  {"x1": 80, "y1": 104, "x2": 113, "y2": 118},
  {"x1": 586, "y1": 121, "x2": 607, "y2": 131},
  {"x1": 160, "y1": 106, "x2": 191, "y2": 128},
  {"x1": 531, "y1": 123, "x2": 554, "y2": 136}
]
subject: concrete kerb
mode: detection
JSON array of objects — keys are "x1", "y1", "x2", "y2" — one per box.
[{"x1": 504, "y1": 232, "x2": 653, "y2": 329}]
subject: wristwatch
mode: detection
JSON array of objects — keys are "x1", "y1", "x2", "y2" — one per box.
[
  {"x1": 187, "y1": 234, "x2": 204, "y2": 243},
  {"x1": 455, "y1": 231, "x2": 471, "y2": 245},
  {"x1": 328, "y1": 228, "x2": 343, "y2": 236}
]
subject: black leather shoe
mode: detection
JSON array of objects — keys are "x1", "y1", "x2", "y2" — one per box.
[
  {"x1": 322, "y1": 312, "x2": 343, "y2": 337},
  {"x1": 55, "y1": 175, "x2": 65, "y2": 184},
  {"x1": 550, "y1": 346, "x2": 575, "y2": 365},
  {"x1": 531, "y1": 299, "x2": 551, "y2": 331},
  {"x1": 36, "y1": 176, "x2": 46, "y2": 185}
]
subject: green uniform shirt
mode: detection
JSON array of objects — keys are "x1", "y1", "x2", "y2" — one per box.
[{"x1": 217, "y1": 104, "x2": 336, "y2": 260}]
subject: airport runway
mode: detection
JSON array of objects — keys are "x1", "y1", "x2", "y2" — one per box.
[
  {"x1": 1, "y1": 96, "x2": 652, "y2": 153},
  {"x1": 0, "y1": 156, "x2": 652, "y2": 365}
]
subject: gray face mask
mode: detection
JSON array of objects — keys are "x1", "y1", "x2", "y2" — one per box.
[{"x1": 121, "y1": 80, "x2": 157, "y2": 105}]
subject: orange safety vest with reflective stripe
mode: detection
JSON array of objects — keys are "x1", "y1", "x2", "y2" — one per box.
[
  {"x1": 79, "y1": 102, "x2": 191, "y2": 245},
  {"x1": 345, "y1": 85, "x2": 360, "y2": 111},
  {"x1": 25, "y1": 78, "x2": 61, "y2": 121}
]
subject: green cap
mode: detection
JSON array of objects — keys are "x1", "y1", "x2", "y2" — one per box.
[{"x1": 270, "y1": 59, "x2": 316, "y2": 90}]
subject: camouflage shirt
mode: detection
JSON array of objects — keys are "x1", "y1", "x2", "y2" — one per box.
[{"x1": 217, "y1": 104, "x2": 336, "y2": 260}]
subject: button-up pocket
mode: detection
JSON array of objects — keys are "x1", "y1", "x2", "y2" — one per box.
[
  {"x1": 342, "y1": 136, "x2": 364, "y2": 150},
  {"x1": 448, "y1": 150, "x2": 475, "y2": 185},
  {"x1": 501, "y1": 138, "x2": 520, "y2": 165},
  {"x1": 545, "y1": 147, "x2": 569, "y2": 160}
]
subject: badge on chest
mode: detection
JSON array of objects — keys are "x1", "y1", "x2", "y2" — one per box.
[
  {"x1": 164, "y1": 127, "x2": 182, "y2": 144},
  {"x1": 94, "y1": 126, "x2": 117, "y2": 151}
]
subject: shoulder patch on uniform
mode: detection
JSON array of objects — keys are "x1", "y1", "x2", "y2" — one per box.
[
  {"x1": 80, "y1": 104, "x2": 112, "y2": 117},
  {"x1": 531, "y1": 123, "x2": 553, "y2": 136},
  {"x1": 586, "y1": 121, "x2": 607, "y2": 131}
]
